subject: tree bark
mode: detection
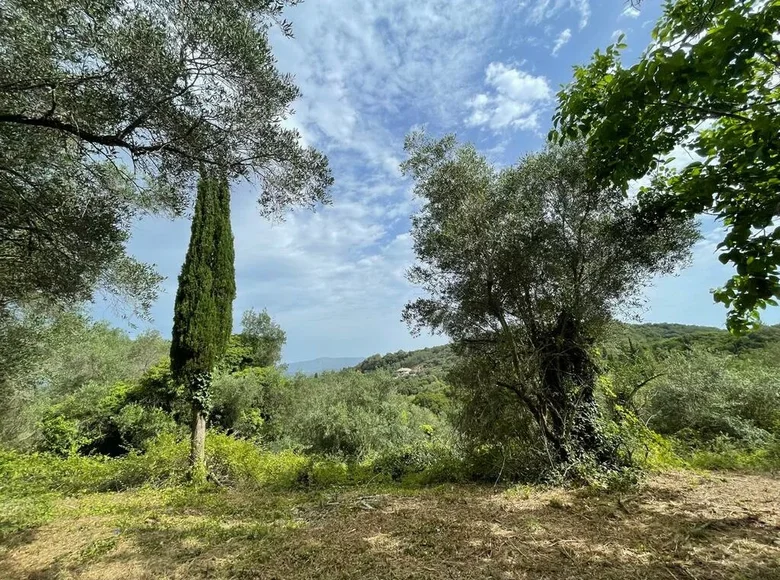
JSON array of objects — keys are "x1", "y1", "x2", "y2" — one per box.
[{"x1": 190, "y1": 406, "x2": 207, "y2": 484}]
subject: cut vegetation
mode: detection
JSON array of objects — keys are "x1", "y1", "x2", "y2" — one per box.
[{"x1": 2, "y1": 472, "x2": 778, "y2": 579}]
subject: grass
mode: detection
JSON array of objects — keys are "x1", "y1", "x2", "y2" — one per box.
[{"x1": 1, "y1": 471, "x2": 778, "y2": 579}]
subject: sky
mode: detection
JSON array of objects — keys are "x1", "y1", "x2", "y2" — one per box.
[{"x1": 95, "y1": 0, "x2": 779, "y2": 363}]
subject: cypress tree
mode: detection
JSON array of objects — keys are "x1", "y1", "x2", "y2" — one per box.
[{"x1": 170, "y1": 173, "x2": 235, "y2": 483}]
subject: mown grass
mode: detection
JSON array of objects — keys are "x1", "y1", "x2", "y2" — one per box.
[
  {"x1": 2, "y1": 469, "x2": 779, "y2": 580},
  {"x1": 2, "y1": 431, "x2": 779, "y2": 579}
]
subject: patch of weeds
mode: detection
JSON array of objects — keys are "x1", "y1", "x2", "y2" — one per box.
[
  {"x1": 524, "y1": 517, "x2": 545, "y2": 534},
  {"x1": 0, "y1": 492, "x2": 56, "y2": 545},
  {"x1": 75, "y1": 535, "x2": 120, "y2": 564},
  {"x1": 547, "y1": 497, "x2": 572, "y2": 510},
  {"x1": 504, "y1": 484, "x2": 535, "y2": 500}
]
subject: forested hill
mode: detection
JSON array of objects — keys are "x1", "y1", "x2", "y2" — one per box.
[
  {"x1": 606, "y1": 322, "x2": 780, "y2": 355},
  {"x1": 355, "y1": 323, "x2": 780, "y2": 374},
  {"x1": 354, "y1": 345, "x2": 456, "y2": 375}
]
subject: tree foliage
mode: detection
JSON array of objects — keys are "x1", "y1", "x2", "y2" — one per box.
[
  {"x1": 0, "y1": 0, "x2": 332, "y2": 312},
  {"x1": 222, "y1": 309, "x2": 287, "y2": 372},
  {"x1": 170, "y1": 175, "x2": 236, "y2": 387},
  {"x1": 401, "y1": 133, "x2": 698, "y2": 472},
  {"x1": 552, "y1": 0, "x2": 780, "y2": 332},
  {"x1": 0, "y1": 306, "x2": 169, "y2": 449},
  {"x1": 170, "y1": 173, "x2": 235, "y2": 481}
]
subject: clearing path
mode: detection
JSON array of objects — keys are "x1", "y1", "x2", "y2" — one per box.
[{"x1": 1, "y1": 471, "x2": 778, "y2": 579}]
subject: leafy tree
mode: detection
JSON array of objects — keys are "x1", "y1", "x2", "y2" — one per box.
[
  {"x1": 401, "y1": 133, "x2": 698, "y2": 474},
  {"x1": 0, "y1": 305, "x2": 169, "y2": 449},
  {"x1": 552, "y1": 0, "x2": 780, "y2": 332},
  {"x1": 222, "y1": 309, "x2": 287, "y2": 372},
  {"x1": 210, "y1": 367, "x2": 289, "y2": 442},
  {"x1": 0, "y1": 0, "x2": 332, "y2": 312},
  {"x1": 170, "y1": 174, "x2": 236, "y2": 482}
]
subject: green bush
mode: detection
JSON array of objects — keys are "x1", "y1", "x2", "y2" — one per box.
[
  {"x1": 210, "y1": 367, "x2": 288, "y2": 441},
  {"x1": 114, "y1": 403, "x2": 179, "y2": 451},
  {"x1": 644, "y1": 351, "x2": 778, "y2": 445},
  {"x1": 131, "y1": 358, "x2": 184, "y2": 416},
  {"x1": 685, "y1": 437, "x2": 780, "y2": 472},
  {"x1": 371, "y1": 439, "x2": 464, "y2": 484},
  {"x1": 38, "y1": 415, "x2": 89, "y2": 457},
  {"x1": 36, "y1": 380, "x2": 178, "y2": 456},
  {"x1": 205, "y1": 432, "x2": 307, "y2": 489},
  {"x1": 1, "y1": 434, "x2": 190, "y2": 496},
  {"x1": 277, "y1": 370, "x2": 452, "y2": 460}
]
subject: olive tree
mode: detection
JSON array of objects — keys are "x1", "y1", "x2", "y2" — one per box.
[
  {"x1": 402, "y1": 134, "x2": 699, "y2": 473},
  {"x1": 0, "y1": 0, "x2": 332, "y2": 313}
]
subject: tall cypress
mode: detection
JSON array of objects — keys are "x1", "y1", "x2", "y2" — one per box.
[{"x1": 170, "y1": 173, "x2": 235, "y2": 483}]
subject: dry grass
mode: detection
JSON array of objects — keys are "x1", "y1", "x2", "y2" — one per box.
[{"x1": 1, "y1": 471, "x2": 778, "y2": 579}]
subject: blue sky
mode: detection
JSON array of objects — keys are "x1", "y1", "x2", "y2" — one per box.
[{"x1": 95, "y1": 0, "x2": 779, "y2": 362}]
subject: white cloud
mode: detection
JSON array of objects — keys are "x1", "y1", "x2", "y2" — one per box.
[
  {"x1": 115, "y1": 0, "x2": 776, "y2": 360},
  {"x1": 576, "y1": 0, "x2": 591, "y2": 29},
  {"x1": 466, "y1": 62, "x2": 553, "y2": 131},
  {"x1": 524, "y1": 0, "x2": 590, "y2": 30},
  {"x1": 611, "y1": 29, "x2": 626, "y2": 42},
  {"x1": 621, "y1": 6, "x2": 641, "y2": 19},
  {"x1": 552, "y1": 28, "x2": 572, "y2": 56}
]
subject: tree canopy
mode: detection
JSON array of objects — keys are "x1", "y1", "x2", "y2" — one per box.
[
  {"x1": 0, "y1": 0, "x2": 332, "y2": 313},
  {"x1": 402, "y1": 133, "x2": 699, "y2": 470},
  {"x1": 222, "y1": 309, "x2": 287, "y2": 372},
  {"x1": 170, "y1": 174, "x2": 235, "y2": 387},
  {"x1": 552, "y1": 0, "x2": 780, "y2": 332}
]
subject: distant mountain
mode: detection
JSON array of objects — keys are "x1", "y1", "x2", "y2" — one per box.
[{"x1": 284, "y1": 357, "x2": 365, "y2": 375}]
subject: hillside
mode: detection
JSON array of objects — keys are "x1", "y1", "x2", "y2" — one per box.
[
  {"x1": 355, "y1": 344, "x2": 456, "y2": 375},
  {"x1": 355, "y1": 323, "x2": 780, "y2": 375},
  {"x1": 285, "y1": 356, "x2": 365, "y2": 375}
]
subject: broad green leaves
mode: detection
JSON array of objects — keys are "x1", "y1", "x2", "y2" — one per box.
[{"x1": 553, "y1": 0, "x2": 780, "y2": 332}]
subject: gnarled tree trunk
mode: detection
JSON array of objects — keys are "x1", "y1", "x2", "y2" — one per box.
[{"x1": 536, "y1": 312, "x2": 616, "y2": 468}]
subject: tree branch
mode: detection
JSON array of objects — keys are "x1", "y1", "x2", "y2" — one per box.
[{"x1": 0, "y1": 113, "x2": 221, "y2": 166}]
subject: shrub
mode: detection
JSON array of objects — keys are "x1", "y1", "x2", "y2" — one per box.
[
  {"x1": 38, "y1": 415, "x2": 89, "y2": 457},
  {"x1": 114, "y1": 403, "x2": 179, "y2": 451},
  {"x1": 210, "y1": 367, "x2": 288, "y2": 441},
  {"x1": 643, "y1": 350, "x2": 778, "y2": 445},
  {"x1": 36, "y1": 380, "x2": 180, "y2": 456},
  {"x1": 686, "y1": 436, "x2": 780, "y2": 472},
  {"x1": 1, "y1": 434, "x2": 190, "y2": 496},
  {"x1": 371, "y1": 439, "x2": 464, "y2": 484},
  {"x1": 131, "y1": 358, "x2": 184, "y2": 416},
  {"x1": 205, "y1": 432, "x2": 307, "y2": 489},
  {"x1": 277, "y1": 370, "x2": 451, "y2": 460}
]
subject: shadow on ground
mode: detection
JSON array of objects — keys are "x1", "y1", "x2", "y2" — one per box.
[{"x1": 2, "y1": 471, "x2": 778, "y2": 579}]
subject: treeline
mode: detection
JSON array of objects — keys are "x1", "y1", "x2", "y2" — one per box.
[
  {"x1": 3, "y1": 309, "x2": 778, "y2": 492},
  {"x1": 357, "y1": 323, "x2": 780, "y2": 374},
  {"x1": 1, "y1": 0, "x2": 779, "y2": 493}
]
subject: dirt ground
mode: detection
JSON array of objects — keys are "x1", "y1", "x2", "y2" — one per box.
[{"x1": 1, "y1": 470, "x2": 778, "y2": 579}]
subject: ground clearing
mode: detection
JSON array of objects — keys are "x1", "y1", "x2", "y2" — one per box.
[{"x1": 1, "y1": 471, "x2": 778, "y2": 579}]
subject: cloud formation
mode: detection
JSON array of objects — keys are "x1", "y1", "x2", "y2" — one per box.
[
  {"x1": 552, "y1": 28, "x2": 572, "y2": 56},
  {"x1": 466, "y1": 63, "x2": 553, "y2": 131},
  {"x1": 109, "y1": 0, "x2": 779, "y2": 361},
  {"x1": 521, "y1": 0, "x2": 591, "y2": 29},
  {"x1": 621, "y1": 6, "x2": 641, "y2": 19}
]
